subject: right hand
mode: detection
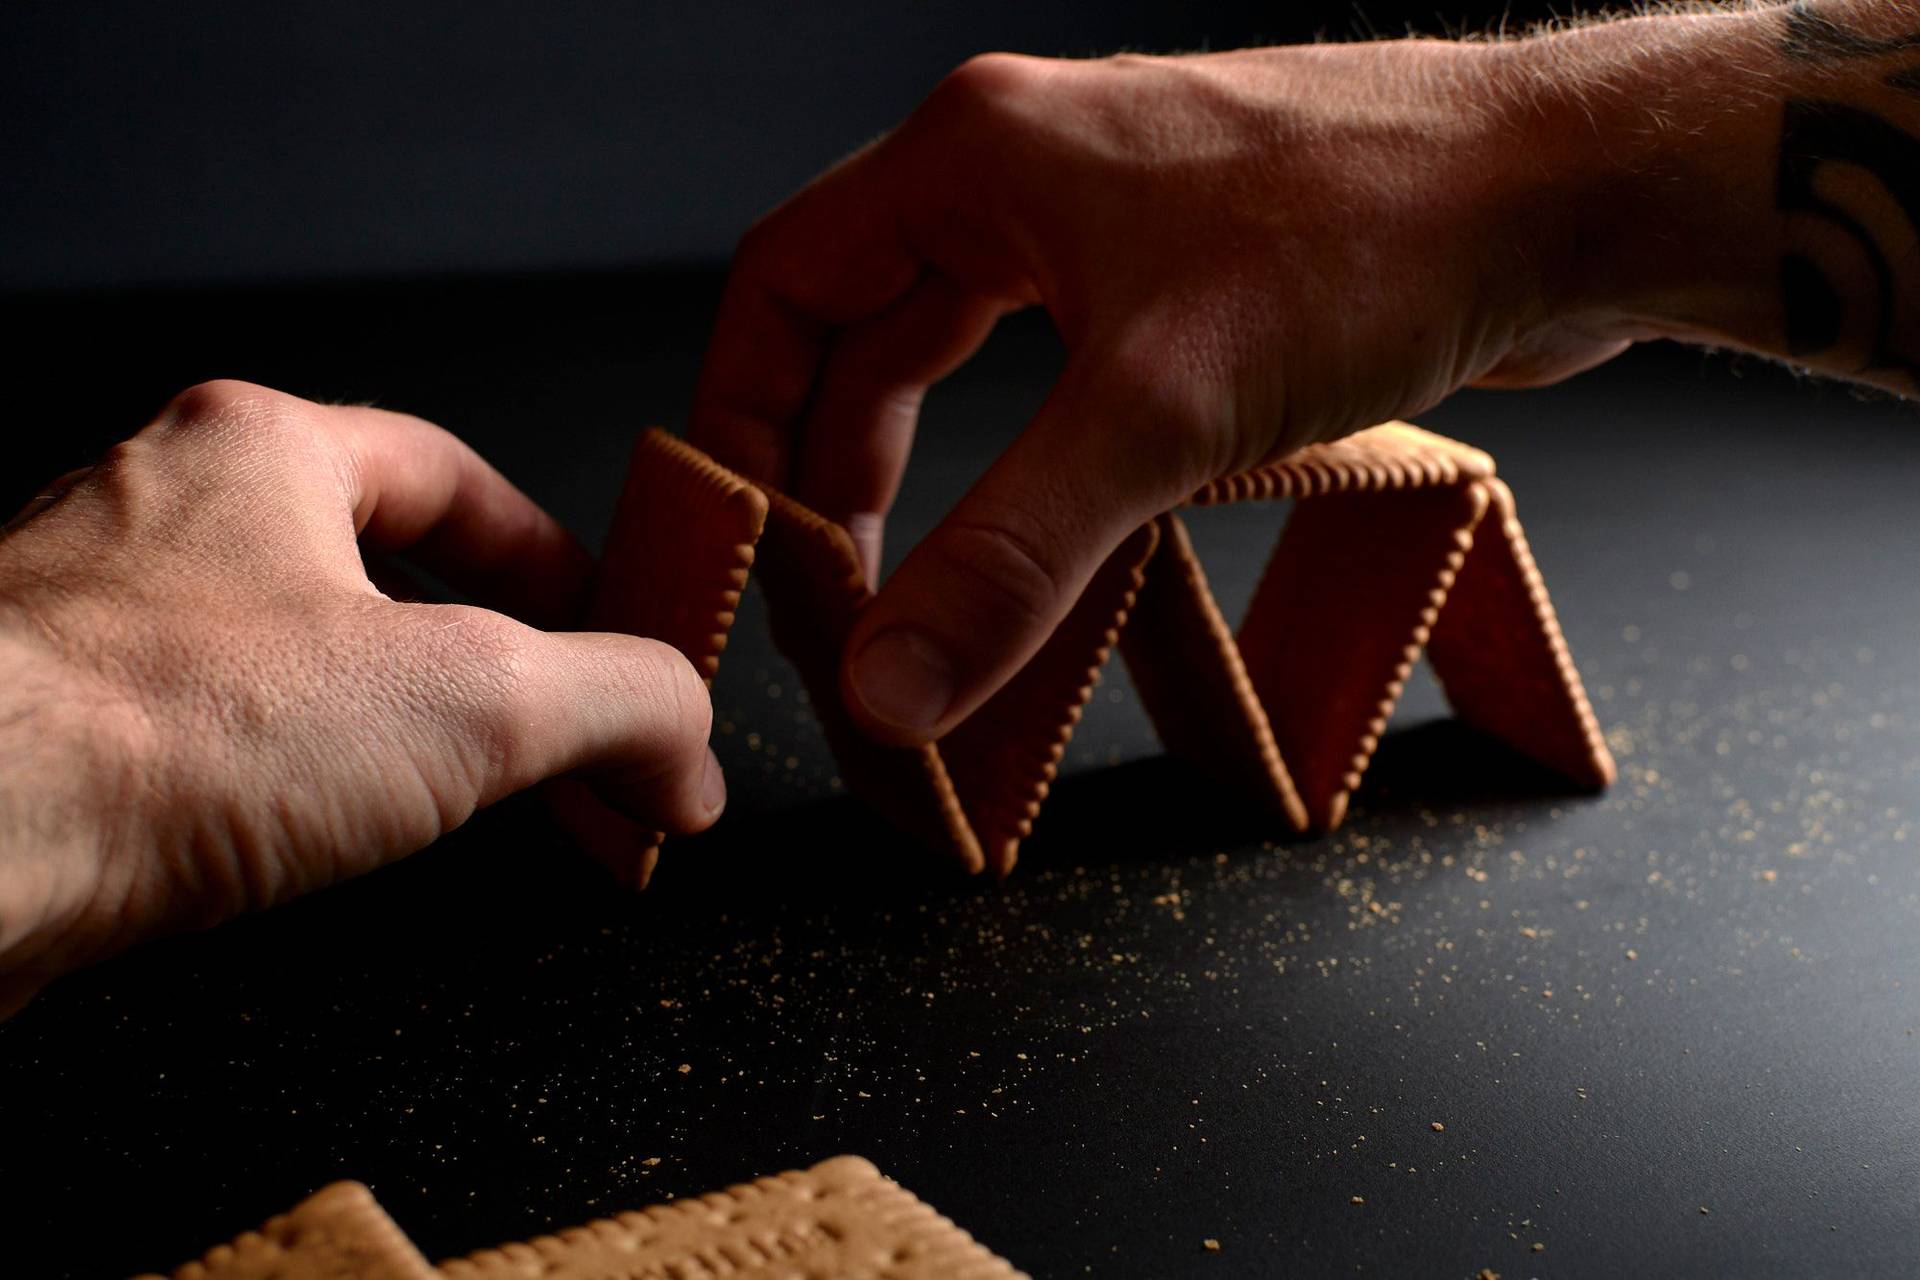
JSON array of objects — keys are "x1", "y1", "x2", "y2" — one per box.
[{"x1": 690, "y1": 39, "x2": 1635, "y2": 748}]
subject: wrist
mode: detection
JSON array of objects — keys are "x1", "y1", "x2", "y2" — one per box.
[
  {"x1": 0, "y1": 617, "x2": 144, "y2": 1003},
  {"x1": 1486, "y1": 8, "x2": 1788, "y2": 353}
]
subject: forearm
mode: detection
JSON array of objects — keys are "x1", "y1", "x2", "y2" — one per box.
[
  {"x1": 0, "y1": 628, "x2": 127, "y2": 1009},
  {"x1": 1504, "y1": 1, "x2": 1920, "y2": 394}
]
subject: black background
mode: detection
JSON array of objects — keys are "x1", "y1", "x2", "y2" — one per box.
[
  {"x1": 4, "y1": 3, "x2": 1920, "y2": 1278},
  {"x1": 2, "y1": 0, "x2": 1563, "y2": 290}
]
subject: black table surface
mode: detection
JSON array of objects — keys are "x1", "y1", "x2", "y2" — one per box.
[{"x1": 3, "y1": 273, "x2": 1918, "y2": 1278}]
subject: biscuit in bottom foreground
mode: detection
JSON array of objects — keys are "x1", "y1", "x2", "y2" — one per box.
[{"x1": 144, "y1": 1156, "x2": 1027, "y2": 1280}]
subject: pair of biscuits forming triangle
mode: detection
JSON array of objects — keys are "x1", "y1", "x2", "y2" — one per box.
[
  {"x1": 589, "y1": 424, "x2": 1614, "y2": 886},
  {"x1": 146, "y1": 1156, "x2": 1025, "y2": 1279}
]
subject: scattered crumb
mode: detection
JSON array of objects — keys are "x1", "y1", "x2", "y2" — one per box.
[
  {"x1": 1430, "y1": 1121, "x2": 1446, "y2": 1133},
  {"x1": 1530, "y1": 1243, "x2": 1545, "y2": 1253},
  {"x1": 1350, "y1": 1196, "x2": 1366, "y2": 1206},
  {"x1": 1699, "y1": 1206, "x2": 1710, "y2": 1215},
  {"x1": 641, "y1": 1157, "x2": 661, "y2": 1167},
  {"x1": 1202, "y1": 1238, "x2": 1221, "y2": 1252},
  {"x1": 1475, "y1": 1271, "x2": 1501, "y2": 1280},
  {"x1": 676, "y1": 1063, "x2": 692, "y2": 1075}
]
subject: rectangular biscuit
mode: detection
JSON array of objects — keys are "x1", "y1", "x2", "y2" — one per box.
[
  {"x1": 1189, "y1": 421, "x2": 1494, "y2": 507},
  {"x1": 437, "y1": 1155, "x2": 1027, "y2": 1280},
  {"x1": 1117, "y1": 513, "x2": 1309, "y2": 831},
  {"x1": 941, "y1": 520, "x2": 1161, "y2": 877},
  {"x1": 583, "y1": 428, "x2": 771, "y2": 885},
  {"x1": 140, "y1": 1182, "x2": 434, "y2": 1280},
  {"x1": 1236, "y1": 481, "x2": 1491, "y2": 830},
  {"x1": 752, "y1": 489, "x2": 984, "y2": 873},
  {"x1": 1423, "y1": 478, "x2": 1617, "y2": 789}
]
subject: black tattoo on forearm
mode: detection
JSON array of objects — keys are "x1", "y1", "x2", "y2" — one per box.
[{"x1": 1776, "y1": 6, "x2": 1920, "y2": 385}]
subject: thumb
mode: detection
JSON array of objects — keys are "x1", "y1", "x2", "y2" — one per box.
[
  {"x1": 462, "y1": 625, "x2": 724, "y2": 834},
  {"x1": 841, "y1": 355, "x2": 1203, "y2": 745}
]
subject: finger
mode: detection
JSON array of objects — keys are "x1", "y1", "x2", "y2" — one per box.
[
  {"x1": 444, "y1": 622, "x2": 723, "y2": 835},
  {"x1": 793, "y1": 273, "x2": 1007, "y2": 580},
  {"x1": 687, "y1": 132, "x2": 940, "y2": 490},
  {"x1": 1, "y1": 466, "x2": 92, "y2": 537},
  {"x1": 840, "y1": 354, "x2": 1206, "y2": 745},
  {"x1": 327, "y1": 404, "x2": 593, "y2": 629}
]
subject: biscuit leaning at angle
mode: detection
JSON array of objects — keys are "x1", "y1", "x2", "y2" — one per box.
[
  {"x1": 1118, "y1": 511, "x2": 1311, "y2": 830},
  {"x1": 942, "y1": 521, "x2": 1160, "y2": 877},
  {"x1": 1423, "y1": 478, "x2": 1616, "y2": 789},
  {"x1": 582, "y1": 429, "x2": 768, "y2": 887},
  {"x1": 751, "y1": 486, "x2": 983, "y2": 872},
  {"x1": 1236, "y1": 481, "x2": 1490, "y2": 830}
]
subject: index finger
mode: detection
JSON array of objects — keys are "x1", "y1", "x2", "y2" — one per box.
[
  {"x1": 326, "y1": 403, "x2": 594, "y2": 629},
  {"x1": 687, "y1": 133, "x2": 927, "y2": 489}
]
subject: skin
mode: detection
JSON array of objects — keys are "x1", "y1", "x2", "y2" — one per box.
[
  {"x1": 2, "y1": 1, "x2": 1915, "y2": 1014},
  {"x1": 0, "y1": 383, "x2": 722, "y2": 1017}
]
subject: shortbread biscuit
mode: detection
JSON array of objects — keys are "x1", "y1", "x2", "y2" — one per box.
[
  {"x1": 1235, "y1": 481, "x2": 1491, "y2": 830},
  {"x1": 585, "y1": 428, "x2": 770, "y2": 885},
  {"x1": 439, "y1": 1156, "x2": 1025, "y2": 1280},
  {"x1": 942, "y1": 521, "x2": 1160, "y2": 876},
  {"x1": 1424, "y1": 478, "x2": 1616, "y2": 790},
  {"x1": 1117, "y1": 513, "x2": 1309, "y2": 831},
  {"x1": 147, "y1": 1159, "x2": 1026, "y2": 1280},
  {"x1": 139, "y1": 1182, "x2": 433, "y2": 1280},
  {"x1": 751, "y1": 488, "x2": 983, "y2": 872}
]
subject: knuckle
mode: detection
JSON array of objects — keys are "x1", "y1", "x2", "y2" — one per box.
[
  {"x1": 157, "y1": 380, "x2": 317, "y2": 463},
  {"x1": 932, "y1": 515, "x2": 1068, "y2": 632},
  {"x1": 160, "y1": 379, "x2": 284, "y2": 430},
  {"x1": 622, "y1": 638, "x2": 712, "y2": 753},
  {"x1": 929, "y1": 52, "x2": 1046, "y2": 117}
]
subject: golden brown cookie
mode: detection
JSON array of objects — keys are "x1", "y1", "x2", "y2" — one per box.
[
  {"x1": 752, "y1": 488, "x2": 983, "y2": 872},
  {"x1": 583, "y1": 428, "x2": 771, "y2": 887},
  {"x1": 1236, "y1": 480, "x2": 1491, "y2": 830},
  {"x1": 139, "y1": 1182, "x2": 433, "y2": 1280},
  {"x1": 1116, "y1": 513, "x2": 1309, "y2": 831},
  {"x1": 438, "y1": 1156, "x2": 1026, "y2": 1280},
  {"x1": 942, "y1": 521, "x2": 1161, "y2": 877},
  {"x1": 1423, "y1": 478, "x2": 1616, "y2": 790}
]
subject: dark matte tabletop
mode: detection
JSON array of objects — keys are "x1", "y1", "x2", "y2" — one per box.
[{"x1": 3, "y1": 273, "x2": 1918, "y2": 1277}]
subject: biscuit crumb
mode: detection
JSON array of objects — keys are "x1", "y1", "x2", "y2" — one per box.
[
  {"x1": 1430, "y1": 1121, "x2": 1446, "y2": 1132},
  {"x1": 1530, "y1": 1243, "x2": 1545, "y2": 1253},
  {"x1": 1350, "y1": 1196, "x2": 1366, "y2": 1206},
  {"x1": 1202, "y1": 1238, "x2": 1221, "y2": 1252},
  {"x1": 641, "y1": 1157, "x2": 662, "y2": 1167},
  {"x1": 1475, "y1": 1271, "x2": 1501, "y2": 1280},
  {"x1": 676, "y1": 1063, "x2": 692, "y2": 1075},
  {"x1": 1699, "y1": 1206, "x2": 1710, "y2": 1215}
]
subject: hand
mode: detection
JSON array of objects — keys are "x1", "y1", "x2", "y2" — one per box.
[
  {"x1": 0, "y1": 381, "x2": 722, "y2": 1017},
  {"x1": 689, "y1": 40, "x2": 1634, "y2": 748}
]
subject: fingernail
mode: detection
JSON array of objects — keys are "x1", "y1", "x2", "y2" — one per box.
[
  {"x1": 848, "y1": 628, "x2": 955, "y2": 735},
  {"x1": 700, "y1": 748, "x2": 727, "y2": 816}
]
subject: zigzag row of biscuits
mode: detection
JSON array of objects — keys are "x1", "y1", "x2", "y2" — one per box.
[
  {"x1": 1125, "y1": 426, "x2": 1614, "y2": 830},
  {"x1": 144, "y1": 1157, "x2": 1026, "y2": 1279},
  {"x1": 590, "y1": 423, "x2": 1613, "y2": 880}
]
